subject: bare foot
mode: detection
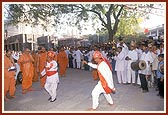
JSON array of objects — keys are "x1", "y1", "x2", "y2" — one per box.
[
  {"x1": 108, "y1": 103, "x2": 114, "y2": 106},
  {"x1": 86, "y1": 108, "x2": 96, "y2": 111},
  {"x1": 10, "y1": 95, "x2": 16, "y2": 98},
  {"x1": 4, "y1": 97, "x2": 9, "y2": 101}
]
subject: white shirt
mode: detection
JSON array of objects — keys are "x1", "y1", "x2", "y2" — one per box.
[
  {"x1": 114, "y1": 50, "x2": 125, "y2": 71},
  {"x1": 65, "y1": 49, "x2": 71, "y2": 58},
  {"x1": 151, "y1": 51, "x2": 159, "y2": 70},
  {"x1": 126, "y1": 49, "x2": 138, "y2": 69},
  {"x1": 138, "y1": 51, "x2": 154, "y2": 75},
  {"x1": 75, "y1": 49, "x2": 83, "y2": 62},
  {"x1": 45, "y1": 60, "x2": 59, "y2": 83}
]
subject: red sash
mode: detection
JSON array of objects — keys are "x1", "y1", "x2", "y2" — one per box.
[
  {"x1": 46, "y1": 71, "x2": 57, "y2": 76},
  {"x1": 97, "y1": 70, "x2": 112, "y2": 94},
  {"x1": 97, "y1": 61, "x2": 114, "y2": 94}
]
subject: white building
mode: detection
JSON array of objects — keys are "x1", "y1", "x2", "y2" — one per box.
[{"x1": 146, "y1": 24, "x2": 164, "y2": 40}]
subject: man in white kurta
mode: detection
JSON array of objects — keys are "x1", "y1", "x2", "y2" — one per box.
[
  {"x1": 114, "y1": 47, "x2": 126, "y2": 84},
  {"x1": 138, "y1": 43, "x2": 154, "y2": 93},
  {"x1": 117, "y1": 41, "x2": 128, "y2": 83},
  {"x1": 83, "y1": 51, "x2": 115, "y2": 111},
  {"x1": 72, "y1": 48, "x2": 77, "y2": 68},
  {"x1": 75, "y1": 48, "x2": 83, "y2": 69},
  {"x1": 135, "y1": 47, "x2": 142, "y2": 85},
  {"x1": 126, "y1": 44, "x2": 138, "y2": 84},
  {"x1": 41, "y1": 51, "x2": 59, "y2": 102},
  {"x1": 84, "y1": 49, "x2": 94, "y2": 71}
]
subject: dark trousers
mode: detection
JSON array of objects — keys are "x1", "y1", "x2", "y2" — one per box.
[
  {"x1": 135, "y1": 70, "x2": 138, "y2": 84},
  {"x1": 153, "y1": 70, "x2": 158, "y2": 88},
  {"x1": 139, "y1": 74, "x2": 148, "y2": 91},
  {"x1": 111, "y1": 59, "x2": 116, "y2": 73},
  {"x1": 157, "y1": 78, "x2": 164, "y2": 97}
]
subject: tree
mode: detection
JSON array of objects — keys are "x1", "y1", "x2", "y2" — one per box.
[
  {"x1": 4, "y1": 3, "x2": 161, "y2": 41},
  {"x1": 115, "y1": 16, "x2": 140, "y2": 37}
]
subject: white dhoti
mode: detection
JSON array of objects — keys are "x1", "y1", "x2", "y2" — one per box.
[
  {"x1": 127, "y1": 68, "x2": 136, "y2": 83},
  {"x1": 91, "y1": 82, "x2": 113, "y2": 109},
  {"x1": 44, "y1": 73, "x2": 59, "y2": 101},
  {"x1": 116, "y1": 71, "x2": 126, "y2": 84}
]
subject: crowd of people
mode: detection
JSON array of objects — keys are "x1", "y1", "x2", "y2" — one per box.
[{"x1": 4, "y1": 36, "x2": 164, "y2": 110}]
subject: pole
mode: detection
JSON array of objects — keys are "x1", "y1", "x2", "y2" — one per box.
[{"x1": 98, "y1": 32, "x2": 99, "y2": 43}]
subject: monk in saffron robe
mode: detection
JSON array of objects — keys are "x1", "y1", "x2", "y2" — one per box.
[
  {"x1": 37, "y1": 47, "x2": 47, "y2": 88},
  {"x1": 17, "y1": 48, "x2": 34, "y2": 94},
  {"x1": 4, "y1": 50, "x2": 16, "y2": 101},
  {"x1": 31, "y1": 50, "x2": 39, "y2": 82},
  {"x1": 57, "y1": 47, "x2": 68, "y2": 77}
]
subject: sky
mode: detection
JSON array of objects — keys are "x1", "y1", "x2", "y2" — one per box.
[
  {"x1": 80, "y1": 14, "x2": 165, "y2": 35},
  {"x1": 139, "y1": 13, "x2": 165, "y2": 30},
  {"x1": 139, "y1": 3, "x2": 165, "y2": 30}
]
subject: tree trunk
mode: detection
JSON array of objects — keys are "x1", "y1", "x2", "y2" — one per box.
[
  {"x1": 108, "y1": 19, "x2": 119, "y2": 42},
  {"x1": 108, "y1": 29, "x2": 114, "y2": 42}
]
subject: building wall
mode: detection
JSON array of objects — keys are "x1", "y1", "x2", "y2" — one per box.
[
  {"x1": 146, "y1": 25, "x2": 164, "y2": 39},
  {"x1": 4, "y1": 34, "x2": 36, "y2": 51}
]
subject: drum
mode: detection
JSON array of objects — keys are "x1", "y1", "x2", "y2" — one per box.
[{"x1": 131, "y1": 60, "x2": 146, "y2": 71}]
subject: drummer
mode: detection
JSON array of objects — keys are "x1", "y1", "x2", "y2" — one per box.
[
  {"x1": 138, "y1": 42, "x2": 154, "y2": 93},
  {"x1": 125, "y1": 43, "x2": 138, "y2": 85}
]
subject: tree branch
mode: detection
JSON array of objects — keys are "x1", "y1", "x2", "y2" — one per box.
[
  {"x1": 116, "y1": 5, "x2": 125, "y2": 19},
  {"x1": 107, "y1": 4, "x2": 114, "y2": 14},
  {"x1": 89, "y1": 9, "x2": 107, "y2": 28}
]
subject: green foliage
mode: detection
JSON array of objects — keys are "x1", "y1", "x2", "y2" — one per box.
[
  {"x1": 115, "y1": 16, "x2": 140, "y2": 37},
  {"x1": 4, "y1": 3, "x2": 161, "y2": 41}
]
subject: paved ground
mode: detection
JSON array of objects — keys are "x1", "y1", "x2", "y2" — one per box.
[{"x1": 3, "y1": 68, "x2": 165, "y2": 113}]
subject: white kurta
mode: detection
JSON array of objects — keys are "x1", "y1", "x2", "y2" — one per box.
[
  {"x1": 88, "y1": 61, "x2": 114, "y2": 109},
  {"x1": 85, "y1": 50, "x2": 94, "y2": 71},
  {"x1": 126, "y1": 49, "x2": 138, "y2": 83},
  {"x1": 138, "y1": 51, "x2": 154, "y2": 75},
  {"x1": 75, "y1": 49, "x2": 83, "y2": 69},
  {"x1": 114, "y1": 50, "x2": 126, "y2": 83},
  {"x1": 151, "y1": 51, "x2": 159, "y2": 71}
]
